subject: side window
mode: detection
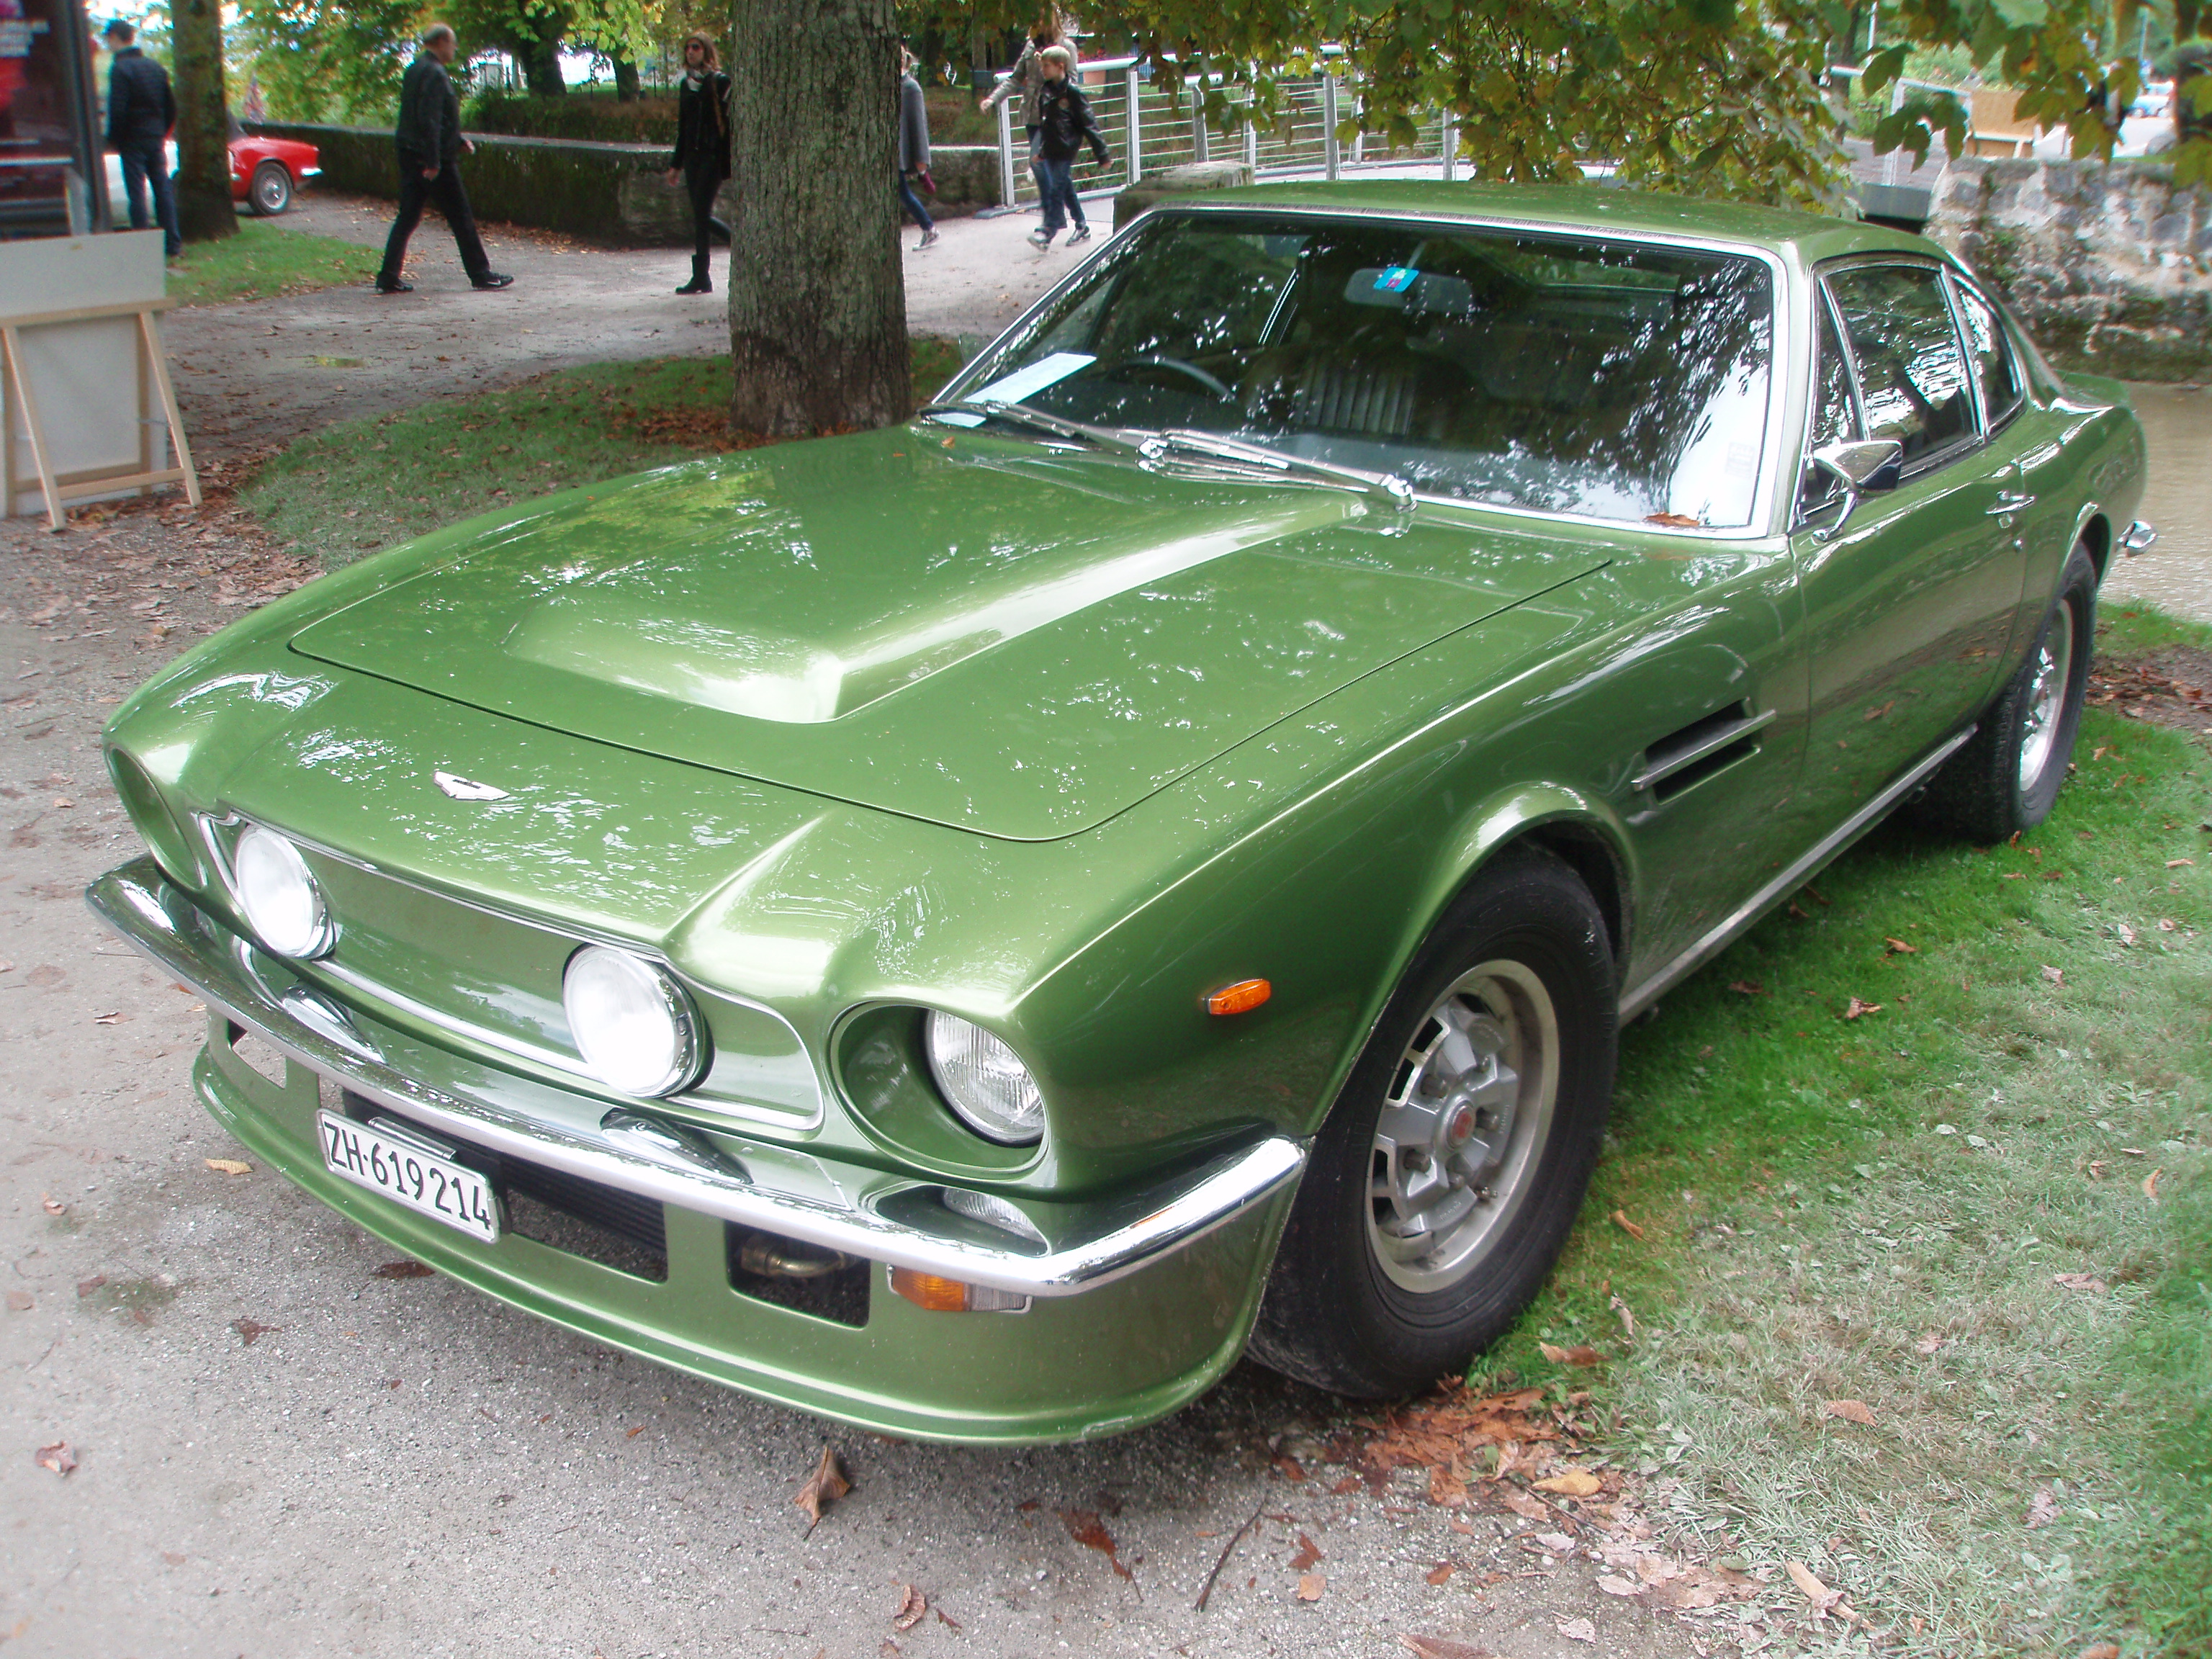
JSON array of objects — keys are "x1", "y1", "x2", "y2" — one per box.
[
  {"x1": 1823, "y1": 264, "x2": 1977, "y2": 468},
  {"x1": 1950, "y1": 281, "x2": 2024, "y2": 430},
  {"x1": 1798, "y1": 289, "x2": 1859, "y2": 519}
]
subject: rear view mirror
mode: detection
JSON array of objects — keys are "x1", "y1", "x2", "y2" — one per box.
[{"x1": 1809, "y1": 439, "x2": 1904, "y2": 540}]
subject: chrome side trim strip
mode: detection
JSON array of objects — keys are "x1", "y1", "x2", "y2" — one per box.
[
  {"x1": 1619, "y1": 727, "x2": 1974, "y2": 1020},
  {"x1": 86, "y1": 860, "x2": 1308, "y2": 1297}
]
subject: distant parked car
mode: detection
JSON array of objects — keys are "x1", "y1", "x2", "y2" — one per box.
[{"x1": 101, "y1": 121, "x2": 319, "y2": 220}]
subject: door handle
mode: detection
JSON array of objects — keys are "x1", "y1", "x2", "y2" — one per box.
[{"x1": 1984, "y1": 490, "x2": 2036, "y2": 516}]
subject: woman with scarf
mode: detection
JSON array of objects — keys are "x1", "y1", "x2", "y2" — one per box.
[{"x1": 664, "y1": 32, "x2": 732, "y2": 295}]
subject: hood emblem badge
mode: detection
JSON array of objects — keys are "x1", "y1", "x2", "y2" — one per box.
[{"x1": 433, "y1": 770, "x2": 512, "y2": 802}]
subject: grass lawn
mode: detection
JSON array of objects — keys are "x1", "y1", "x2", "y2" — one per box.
[
  {"x1": 243, "y1": 342, "x2": 967, "y2": 567},
  {"x1": 240, "y1": 364, "x2": 2209, "y2": 1651},
  {"x1": 168, "y1": 220, "x2": 384, "y2": 307}
]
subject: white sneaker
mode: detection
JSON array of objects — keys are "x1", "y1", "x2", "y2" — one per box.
[
  {"x1": 1028, "y1": 227, "x2": 1054, "y2": 248},
  {"x1": 1067, "y1": 225, "x2": 1092, "y2": 245},
  {"x1": 918, "y1": 228, "x2": 940, "y2": 249}
]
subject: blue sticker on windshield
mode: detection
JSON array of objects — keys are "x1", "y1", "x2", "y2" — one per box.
[{"x1": 1374, "y1": 266, "x2": 1419, "y2": 292}]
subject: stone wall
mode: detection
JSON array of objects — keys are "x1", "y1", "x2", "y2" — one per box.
[
  {"x1": 248, "y1": 124, "x2": 1004, "y2": 246},
  {"x1": 1925, "y1": 157, "x2": 2211, "y2": 382}
]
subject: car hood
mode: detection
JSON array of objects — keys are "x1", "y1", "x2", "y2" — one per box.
[{"x1": 289, "y1": 429, "x2": 1609, "y2": 840}]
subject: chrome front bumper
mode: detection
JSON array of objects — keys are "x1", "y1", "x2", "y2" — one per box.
[{"x1": 88, "y1": 858, "x2": 1307, "y2": 1298}]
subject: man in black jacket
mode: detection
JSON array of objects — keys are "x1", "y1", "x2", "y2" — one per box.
[
  {"x1": 99, "y1": 19, "x2": 179, "y2": 258},
  {"x1": 374, "y1": 24, "x2": 512, "y2": 295}
]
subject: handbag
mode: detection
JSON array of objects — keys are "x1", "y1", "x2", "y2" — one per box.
[{"x1": 917, "y1": 167, "x2": 936, "y2": 197}]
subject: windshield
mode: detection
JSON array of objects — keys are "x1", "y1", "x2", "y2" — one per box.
[{"x1": 946, "y1": 211, "x2": 1776, "y2": 529}]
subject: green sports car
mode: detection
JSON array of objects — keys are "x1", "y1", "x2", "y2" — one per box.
[{"x1": 91, "y1": 183, "x2": 2152, "y2": 1443}]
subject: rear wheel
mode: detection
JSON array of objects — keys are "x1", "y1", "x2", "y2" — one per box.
[
  {"x1": 1248, "y1": 848, "x2": 1617, "y2": 1398},
  {"x1": 249, "y1": 162, "x2": 292, "y2": 217},
  {"x1": 1915, "y1": 543, "x2": 2096, "y2": 841}
]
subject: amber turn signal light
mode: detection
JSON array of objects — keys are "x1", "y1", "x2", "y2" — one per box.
[
  {"x1": 889, "y1": 1266, "x2": 1030, "y2": 1313},
  {"x1": 1205, "y1": 978, "x2": 1272, "y2": 1017}
]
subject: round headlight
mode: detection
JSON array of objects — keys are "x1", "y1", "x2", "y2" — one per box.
[
  {"x1": 233, "y1": 825, "x2": 334, "y2": 958},
  {"x1": 562, "y1": 946, "x2": 699, "y2": 1098},
  {"x1": 924, "y1": 1012, "x2": 1046, "y2": 1146}
]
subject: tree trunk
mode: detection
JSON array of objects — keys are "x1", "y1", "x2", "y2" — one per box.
[
  {"x1": 727, "y1": 0, "x2": 909, "y2": 436},
  {"x1": 170, "y1": 0, "x2": 236, "y2": 241},
  {"x1": 520, "y1": 32, "x2": 567, "y2": 96},
  {"x1": 613, "y1": 53, "x2": 641, "y2": 101}
]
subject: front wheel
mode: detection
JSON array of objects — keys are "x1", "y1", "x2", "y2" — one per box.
[
  {"x1": 1248, "y1": 848, "x2": 1617, "y2": 1398},
  {"x1": 1915, "y1": 543, "x2": 2096, "y2": 841},
  {"x1": 249, "y1": 162, "x2": 292, "y2": 216}
]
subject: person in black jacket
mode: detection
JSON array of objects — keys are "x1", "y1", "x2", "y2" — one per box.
[
  {"x1": 1027, "y1": 47, "x2": 1108, "y2": 250},
  {"x1": 374, "y1": 24, "x2": 512, "y2": 295},
  {"x1": 99, "y1": 20, "x2": 179, "y2": 258},
  {"x1": 661, "y1": 32, "x2": 732, "y2": 295}
]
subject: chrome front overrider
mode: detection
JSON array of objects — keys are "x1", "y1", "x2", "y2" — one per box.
[{"x1": 87, "y1": 858, "x2": 1307, "y2": 1298}]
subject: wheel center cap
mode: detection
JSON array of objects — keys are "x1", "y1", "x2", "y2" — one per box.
[{"x1": 1444, "y1": 1104, "x2": 1477, "y2": 1147}]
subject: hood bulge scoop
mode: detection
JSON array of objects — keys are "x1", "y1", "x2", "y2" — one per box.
[{"x1": 290, "y1": 441, "x2": 1607, "y2": 840}]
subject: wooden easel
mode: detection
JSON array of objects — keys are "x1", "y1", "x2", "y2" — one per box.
[{"x1": 1, "y1": 297, "x2": 200, "y2": 531}]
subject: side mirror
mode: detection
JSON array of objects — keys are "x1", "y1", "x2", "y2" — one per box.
[{"x1": 1808, "y1": 439, "x2": 1903, "y2": 540}]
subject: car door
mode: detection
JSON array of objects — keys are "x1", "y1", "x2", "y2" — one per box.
[{"x1": 1791, "y1": 259, "x2": 2027, "y2": 817}]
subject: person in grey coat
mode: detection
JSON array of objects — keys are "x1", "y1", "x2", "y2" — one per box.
[
  {"x1": 898, "y1": 50, "x2": 937, "y2": 250},
  {"x1": 374, "y1": 24, "x2": 512, "y2": 294}
]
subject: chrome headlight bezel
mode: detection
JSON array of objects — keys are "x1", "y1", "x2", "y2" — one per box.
[
  {"x1": 561, "y1": 944, "x2": 704, "y2": 1100},
  {"x1": 922, "y1": 1010, "x2": 1048, "y2": 1146},
  {"x1": 230, "y1": 823, "x2": 338, "y2": 960}
]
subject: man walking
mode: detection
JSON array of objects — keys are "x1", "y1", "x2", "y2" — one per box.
[
  {"x1": 100, "y1": 19, "x2": 179, "y2": 259},
  {"x1": 375, "y1": 24, "x2": 512, "y2": 295}
]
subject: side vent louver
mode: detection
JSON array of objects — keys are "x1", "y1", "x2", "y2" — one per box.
[{"x1": 1633, "y1": 701, "x2": 1773, "y2": 803}]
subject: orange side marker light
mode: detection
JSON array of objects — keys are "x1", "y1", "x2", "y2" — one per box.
[{"x1": 1206, "y1": 978, "x2": 1273, "y2": 1017}]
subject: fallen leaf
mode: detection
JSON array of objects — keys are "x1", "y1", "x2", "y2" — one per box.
[
  {"x1": 2041, "y1": 965, "x2": 2065, "y2": 987},
  {"x1": 2054, "y1": 1272, "x2": 2108, "y2": 1292},
  {"x1": 1532, "y1": 1469, "x2": 1602, "y2": 1496},
  {"x1": 2077, "y1": 1644, "x2": 2121, "y2": 1659},
  {"x1": 2167, "y1": 858, "x2": 2195, "y2": 868},
  {"x1": 76, "y1": 1275, "x2": 106, "y2": 1298},
  {"x1": 1821, "y1": 1399, "x2": 1876, "y2": 1426},
  {"x1": 1915, "y1": 1333, "x2": 1945, "y2": 1356},
  {"x1": 1274, "y1": 1455, "x2": 1306, "y2": 1481},
  {"x1": 92, "y1": 1011, "x2": 125, "y2": 1025},
  {"x1": 1786, "y1": 1560, "x2": 1845, "y2": 1611},
  {"x1": 1609, "y1": 1292, "x2": 1637, "y2": 1339},
  {"x1": 1496, "y1": 1485, "x2": 1550, "y2": 1523},
  {"x1": 1726, "y1": 979, "x2": 1766, "y2": 995},
  {"x1": 935, "y1": 1609, "x2": 961, "y2": 1633},
  {"x1": 35, "y1": 1441, "x2": 77, "y2": 1476},
  {"x1": 1427, "y1": 1465, "x2": 1466, "y2": 1507},
  {"x1": 1295, "y1": 1573, "x2": 1324, "y2": 1601},
  {"x1": 1557, "y1": 1617, "x2": 1598, "y2": 1644},
  {"x1": 42, "y1": 1195, "x2": 64, "y2": 1215},
  {"x1": 891, "y1": 1585, "x2": 927, "y2": 1631},
  {"x1": 625, "y1": 1425, "x2": 644, "y2": 1439},
  {"x1": 2144, "y1": 1168, "x2": 2162, "y2": 1202},
  {"x1": 1610, "y1": 1209, "x2": 1645, "y2": 1241},
  {"x1": 793, "y1": 1444, "x2": 850, "y2": 1534},
  {"x1": 2088, "y1": 1159, "x2": 2108, "y2": 1179},
  {"x1": 1883, "y1": 937, "x2": 1917, "y2": 954},
  {"x1": 2027, "y1": 1485, "x2": 2060, "y2": 1529},
  {"x1": 4, "y1": 1291, "x2": 30, "y2": 1313},
  {"x1": 372, "y1": 1261, "x2": 433, "y2": 1280},
  {"x1": 1424, "y1": 1561, "x2": 1455, "y2": 1586},
  {"x1": 1289, "y1": 1532, "x2": 1323, "y2": 1571},
  {"x1": 2158, "y1": 917, "x2": 2177, "y2": 931},
  {"x1": 2116, "y1": 922, "x2": 2137, "y2": 947},
  {"x1": 1061, "y1": 1509, "x2": 1133, "y2": 1581},
  {"x1": 1535, "y1": 1532, "x2": 1575, "y2": 1553},
  {"x1": 1400, "y1": 1637, "x2": 1496, "y2": 1659},
  {"x1": 1598, "y1": 1573, "x2": 1642, "y2": 1596},
  {"x1": 1539, "y1": 1341, "x2": 1604, "y2": 1367},
  {"x1": 232, "y1": 1318, "x2": 279, "y2": 1346},
  {"x1": 203, "y1": 1159, "x2": 252, "y2": 1177},
  {"x1": 1843, "y1": 997, "x2": 1883, "y2": 1020}
]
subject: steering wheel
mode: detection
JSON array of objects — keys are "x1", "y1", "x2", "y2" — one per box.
[{"x1": 1100, "y1": 354, "x2": 1239, "y2": 404}]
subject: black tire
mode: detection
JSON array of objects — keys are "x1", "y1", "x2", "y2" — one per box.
[
  {"x1": 1915, "y1": 544, "x2": 2096, "y2": 842},
  {"x1": 249, "y1": 162, "x2": 292, "y2": 217},
  {"x1": 1247, "y1": 847, "x2": 1617, "y2": 1398}
]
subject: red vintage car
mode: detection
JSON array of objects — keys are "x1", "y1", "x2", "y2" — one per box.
[{"x1": 228, "y1": 120, "x2": 319, "y2": 215}]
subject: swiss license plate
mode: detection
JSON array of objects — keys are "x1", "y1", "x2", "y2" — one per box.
[{"x1": 316, "y1": 1110, "x2": 500, "y2": 1243}]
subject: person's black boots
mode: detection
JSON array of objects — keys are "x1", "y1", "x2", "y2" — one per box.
[{"x1": 676, "y1": 256, "x2": 711, "y2": 295}]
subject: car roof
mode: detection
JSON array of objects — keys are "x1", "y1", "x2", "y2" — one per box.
[{"x1": 1150, "y1": 180, "x2": 1942, "y2": 266}]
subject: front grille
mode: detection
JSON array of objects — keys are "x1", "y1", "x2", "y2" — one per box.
[{"x1": 342, "y1": 1090, "x2": 667, "y2": 1281}]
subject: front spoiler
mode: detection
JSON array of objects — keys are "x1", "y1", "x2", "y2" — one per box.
[{"x1": 87, "y1": 857, "x2": 1307, "y2": 1298}]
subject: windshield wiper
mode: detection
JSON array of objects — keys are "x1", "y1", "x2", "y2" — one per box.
[
  {"x1": 916, "y1": 400, "x2": 1136, "y2": 451},
  {"x1": 1135, "y1": 429, "x2": 1416, "y2": 514}
]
